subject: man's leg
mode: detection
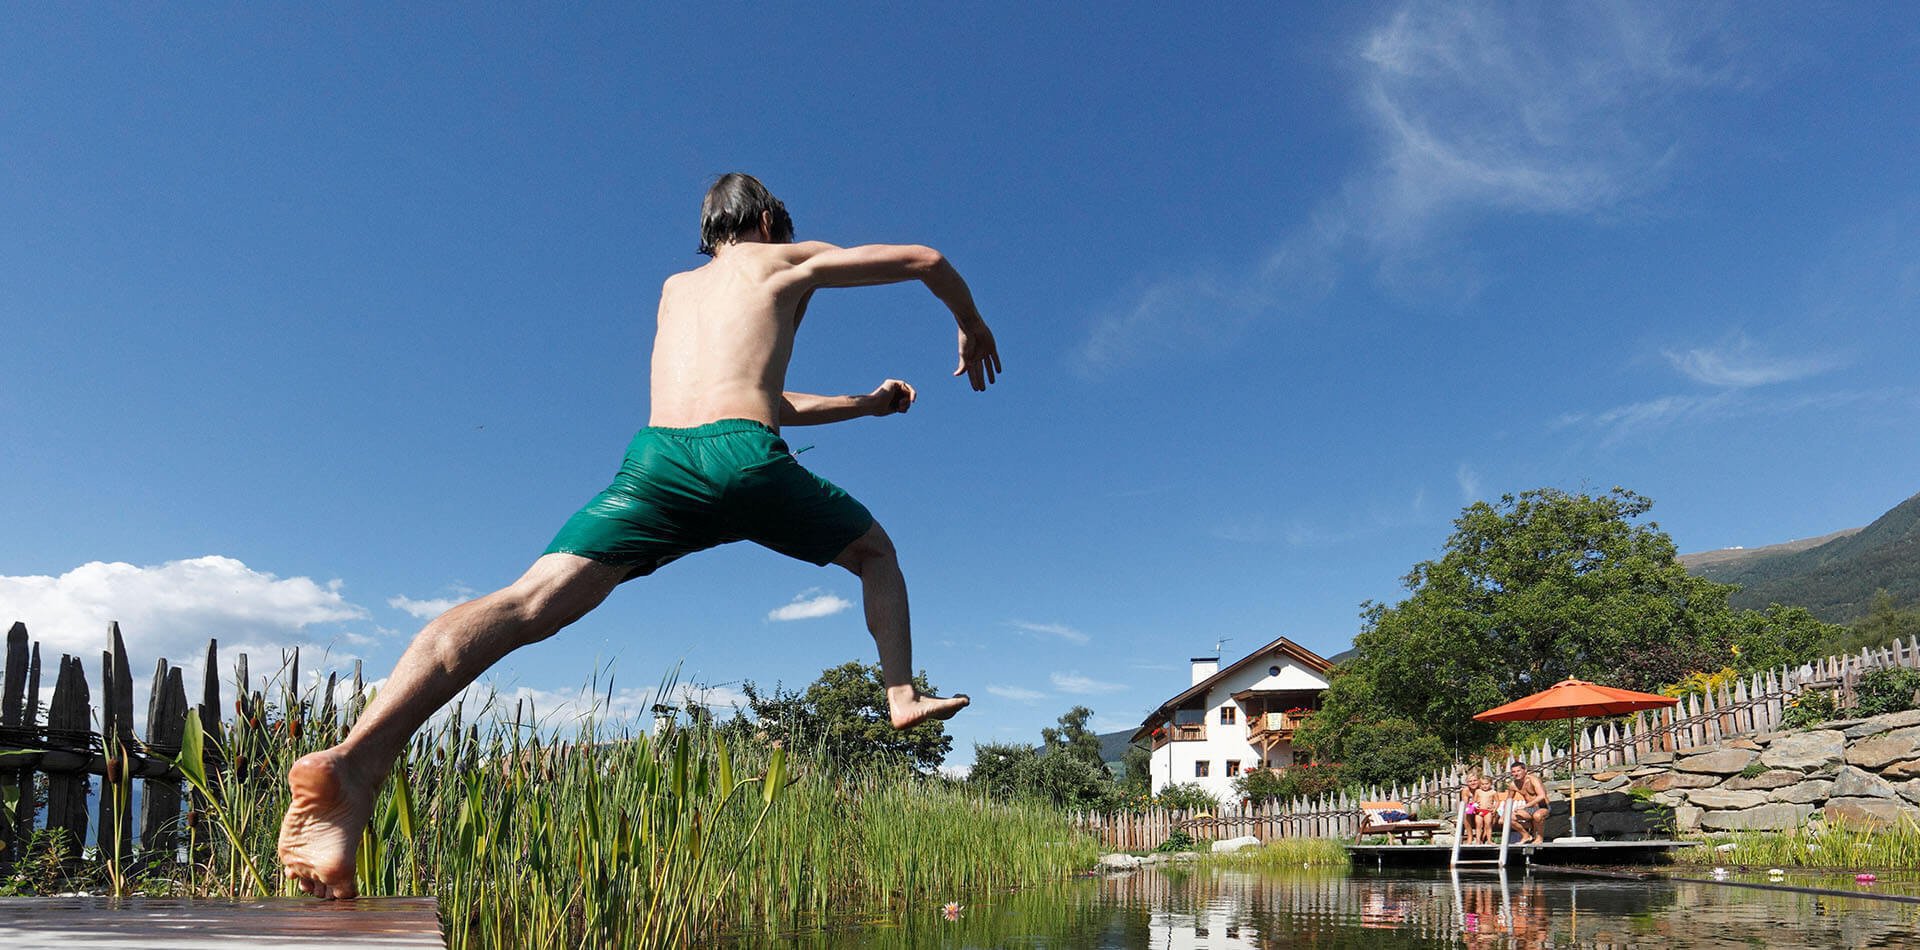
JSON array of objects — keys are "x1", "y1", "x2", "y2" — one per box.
[
  {"x1": 277, "y1": 553, "x2": 627, "y2": 899},
  {"x1": 831, "y1": 521, "x2": 968, "y2": 729}
]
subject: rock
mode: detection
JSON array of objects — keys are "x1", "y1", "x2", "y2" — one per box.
[
  {"x1": 1884, "y1": 759, "x2": 1920, "y2": 780},
  {"x1": 1651, "y1": 792, "x2": 1685, "y2": 808},
  {"x1": 1824, "y1": 797, "x2": 1917, "y2": 829},
  {"x1": 1845, "y1": 726, "x2": 1920, "y2": 771},
  {"x1": 1634, "y1": 772, "x2": 1721, "y2": 793},
  {"x1": 1727, "y1": 738, "x2": 1763, "y2": 751},
  {"x1": 1760, "y1": 731, "x2": 1847, "y2": 772},
  {"x1": 1686, "y1": 789, "x2": 1770, "y2": 810},
  {"x1": 1673, "y1": 805, "x2": 1704, "y2": 833},
  {"x1": 1726, "y1": 769, "x2": 1805, "y2": 791},
  {"x1": 1591, "y1": 771, "x2": 1624, "y2": 782},
  {"x1": 1823, "y1": 719, "x2": 1869, "y2": 732},
  {"x1": 1699, "y1": 803, "x2": 1814, "y2": 832},
  {"x1": 1589, "y1": 773, "x2": 1630, "y2": 791},
  {"x1": 1638, "y1": 751, "x2": 1675, "y2": 765},
  {"x1": 1169, "y1": 851, "x2": 1200, "y2": 862},
  {"x1": 1589, "y1": 810, "x2": 1652, "y2": 838},
  {"x1": 1898, "y1": 780, "x2": 1920, "y2": 807},
  {"x1": 1770, "y1": 780, "x2": 1834, "y2": 805},
  {"x1": 1211, "y1": 836, "x2": 1260, "y2": 854},
  {"x1": 1843, "y1": 708, "x2": 1920, "y2": 739},
  {"x1": 1677, "y1": 749, "x2": 1758, "y2": 775},
  {"x1": 1833, "y1": 766, "x2": 1900, "y2": 799},
  {"x1": 1099, "y1": 853, "x2": 1143, "y2": 870}
]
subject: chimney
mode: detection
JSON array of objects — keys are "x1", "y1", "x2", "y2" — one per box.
[{"x1": 1190, "y1": 656, "x2": 1219, "y2": 686}]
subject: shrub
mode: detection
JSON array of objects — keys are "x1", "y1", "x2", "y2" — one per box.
[
  {"x1": 1155, "y1": 782, "x2": 1221, "y2": 813},
  {"x1": 1738, "y1": 762, "x2": 1769, "y2": 779},
  {"x1": 1233, "y1": 763, "x2": 1345, "y2": 804},
  {"x1": 1782, "y1": 689, "x2": 1836, "y2": 729},
  {"x1": 1154, "y1": 829, "x2": 1197, "y2": 853},
  {"x1": 1854, "y1": 667, "x2": 1920, "y2": 718}
]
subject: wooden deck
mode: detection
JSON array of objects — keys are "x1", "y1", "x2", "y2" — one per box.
[
  {"x1": 0, "y1": 897, "x2": 443, "y2": 949},
  {"x1": 1348, "y1": 839, "x2": 1699, "y2": 868}
]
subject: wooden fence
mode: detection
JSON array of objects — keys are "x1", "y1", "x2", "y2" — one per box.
[
  {"x1": 1079, "y1": 637, "x2": 1920, "y2": 849},
  {"x1": 0, "y1": 620, "x2": 362, "y2": 875}
]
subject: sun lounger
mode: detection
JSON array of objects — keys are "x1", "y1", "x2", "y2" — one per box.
[{"x1": 1355, "y1": 800, "x2": 1442, "y2": 844}]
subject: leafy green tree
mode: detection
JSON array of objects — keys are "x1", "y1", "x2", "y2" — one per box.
[
  {"x1": 1040, "y1": 705, "x2": 1106, "y2": 770},
  {"x1": 739, "y1": 661, "x2": 952, "y2": 772},
  {"x1": 1820, "y1": 590, "x2": 1920, "y2": 656},
  {"x1": 1118, "y1": 744, "x2": 1152, "y2": 798},
  {"x1": 1301, "y1": 488, "x2": 1796, "y2": 769}
]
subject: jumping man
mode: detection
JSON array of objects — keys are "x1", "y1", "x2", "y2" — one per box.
[{"x1": 277, "y1": 173, "x2": 1000, "y2": 899}]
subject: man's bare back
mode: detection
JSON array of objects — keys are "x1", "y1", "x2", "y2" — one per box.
[{"x1": 651, "y1": 239, "x2": 998, "y2": 430}]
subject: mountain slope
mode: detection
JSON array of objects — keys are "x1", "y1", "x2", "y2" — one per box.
[{"x1": 1686, "y1": 492, "x2": 1920, "y2": 621}]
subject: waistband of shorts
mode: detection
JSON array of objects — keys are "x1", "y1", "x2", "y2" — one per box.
[{"x1": 639, "y1": 418, "x2": 777, "y2": 439}]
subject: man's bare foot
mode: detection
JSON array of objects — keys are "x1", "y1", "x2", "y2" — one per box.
[
  {"x1": 889, "y1": 691, "x2": 970, "y2": 729},
  {"x1": 277, "y1": 749, "x2": 378, "y2": 900}
]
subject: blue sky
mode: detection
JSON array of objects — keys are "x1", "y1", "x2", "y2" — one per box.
[{"x1": 4, "y1": 4, "x2": 1918, "y2": 767}]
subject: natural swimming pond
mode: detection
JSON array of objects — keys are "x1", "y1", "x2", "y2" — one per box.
[{"x1": 726, "y1": 865, "x2": 1920, "y2": 948}]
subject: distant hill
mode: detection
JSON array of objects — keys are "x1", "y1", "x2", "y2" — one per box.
[
  {"x1": 1097, "y1": 729, "x2": 1139, "y2": 767},
  {"x1": 1681, "y1": 491, "x2": 1920, "y2": 622}
]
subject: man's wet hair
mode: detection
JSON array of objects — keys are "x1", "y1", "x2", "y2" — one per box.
[{"x1": 699, "y1": 173, "x2": 794, "y2": 256}]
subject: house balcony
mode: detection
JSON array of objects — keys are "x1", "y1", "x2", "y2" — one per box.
[
  {"x1": 1149, "y1": 722, "x2": 1207, "y2": 750},
  {"x1": 1247, "y1": 710, "x2": 1312, "y2": 753}
]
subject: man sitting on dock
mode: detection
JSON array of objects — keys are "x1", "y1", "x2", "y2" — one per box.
[{"x1": 1507, "y1": 762, "x2": 1551, "y2": 844}]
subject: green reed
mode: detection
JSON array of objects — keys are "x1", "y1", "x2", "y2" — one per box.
[
  {"x1": 1204, "y1": 836, "x2": 1351, "y2": 871},
  {"x1": 113, "y1": 661, "x2": 1101, "y2": 948},
  {"x1": 1671, "y1": 819, "x2": 1920, "y2": 871}
]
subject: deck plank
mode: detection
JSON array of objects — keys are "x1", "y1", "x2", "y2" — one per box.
[{"x1": 0, "y1": 897, "x2": 443, "y2": 949}]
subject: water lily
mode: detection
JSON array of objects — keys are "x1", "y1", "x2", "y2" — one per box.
[
  {"x1": 1856, "y1": 873, "x2": 1877, "y2": 885},
  {"x1": 942, "y1": 902, "x2": 963, "y2": 921}
]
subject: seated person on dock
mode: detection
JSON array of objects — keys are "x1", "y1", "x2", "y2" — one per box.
[
  {"x1": 1507, "y1": 761, "x2": 1551, "y2": 844},
  {"x1": 1457, "y1": 775, "x2": 1485, "y2": 844},
  {"x1": 1472, "y1": 776, "x2": 1502, "y2": 844}
]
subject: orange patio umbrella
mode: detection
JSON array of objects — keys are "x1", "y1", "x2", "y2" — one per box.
[{"x1": 1474, "y1": 678, "x2": 1678, "y2": 840}]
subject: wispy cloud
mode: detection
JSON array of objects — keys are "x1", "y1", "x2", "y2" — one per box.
[
  {"x1": 1661, "y1": 336, "x2": 1842, "y2": 388},
  {"x1": 1455, "y1": 463, "x2": 1482, "y2": 503},
  {"x1": 1284, "y1": 487, "x2": 1431, "y2": 547},
  {"x1": 1076, "y1": 1, "x2": 1739, "y2": 374},
  {"x1": 389, "y1": 593, "x2": 464, "y2": 620},
  {"x1": 1557, "y1": 388, "x2": 1901, "y2": 446},
  {"x1": 767, "y1": 588, "x2": 853, "y2": 622},
  {"x1": 985, "y1": 685, "x2": 1046, "y2": 702},
  {"x1": 1010, "y1": 620, "x2": 1091, "y2": 645},
  {"x1": 1051, "y1": 671, "x2": 1126, "y2": 695}
]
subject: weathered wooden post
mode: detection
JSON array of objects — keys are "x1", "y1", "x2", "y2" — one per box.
[
  {"x1": 1, "y1": 622, "x2": 31, "y2": 872},
  {"x1": 97, "y1": 624, "x2": 138, "y2": 874},
  {"x1": 45, "y1": 655, "x2": 90, "y2": 865},
  {"x1": 141, "y1": 661, "x2": 190, "y2": 871}
]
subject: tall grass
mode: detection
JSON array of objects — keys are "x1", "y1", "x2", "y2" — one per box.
[
  {"x1": 18, "y1": 660, "x2": 1102, "y2": 947},
  {"x1": 1205, "y1": 837, "x2": 1351, "y2": 871},
  {"x1": 1672, "y1": 819, "x2": 1920, "y2": 870}
]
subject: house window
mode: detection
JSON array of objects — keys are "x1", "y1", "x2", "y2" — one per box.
[
  {"x1": 1220, "y1": 706, "x2": 1237, "y2": 725},
  {"x1": 1194, "y1": 761, "x2": 1211, "y2": 778},
  {"x1": 1226, "y1": 760, "x2": 1242, "y2": 777},
  {"x1": 1268, "y1": 665, "x2": 1281, "y2": 677}
]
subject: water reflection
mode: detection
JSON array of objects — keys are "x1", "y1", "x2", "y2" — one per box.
[{"x1": 728, "y1": 864, "x2": 1920, "y2": 948}]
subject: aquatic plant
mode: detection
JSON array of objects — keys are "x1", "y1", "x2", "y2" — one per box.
[{"x1": 1674, "y1": 819, "x2": 1920, "y2": 871}]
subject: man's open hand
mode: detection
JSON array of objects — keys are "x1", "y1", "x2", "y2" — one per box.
[
  {"x1": 868, "y1": 379, "x2": 917, "y2": 416},
  {"x1": 954, "y1": 320, "x2": 1001, "y2": 391}
]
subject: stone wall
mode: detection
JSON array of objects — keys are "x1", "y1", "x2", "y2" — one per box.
[{"x1": 1532, "y1": 708, "x2": 1920, "y2": 838}]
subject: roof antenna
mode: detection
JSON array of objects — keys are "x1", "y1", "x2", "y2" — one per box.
[{"x1": 1212, "y1": 636, "x2": 1232, "y2": 656}]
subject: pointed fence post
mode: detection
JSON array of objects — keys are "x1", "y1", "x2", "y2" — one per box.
[
  {"x1": 1, "y1": 622, "x2": 30, "y2": 872},
  {"x1": 98, "y1": 624, "x2": 137, "y2": 874}
]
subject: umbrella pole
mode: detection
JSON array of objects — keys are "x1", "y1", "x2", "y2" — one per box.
[{"x1": 1568, "y1": 717, "x2": 1579, "y2": 840}]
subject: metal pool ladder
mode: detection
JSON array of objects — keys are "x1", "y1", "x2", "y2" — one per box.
[{"x1": 1448, "y1": 797, "x2": 1512, "y2": 868}]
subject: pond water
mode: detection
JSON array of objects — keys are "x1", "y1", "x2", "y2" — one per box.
[{"x1": 726, "y1": 865, "x2": 1920, "y2": 948}]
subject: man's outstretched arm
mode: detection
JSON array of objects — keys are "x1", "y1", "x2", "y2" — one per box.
[
  {"x1": 780, "y1": 379, "x2": 916, "y2": 427},
  {"x1": 788, "y1": 242, "x2": 1002, "y2": 391}
]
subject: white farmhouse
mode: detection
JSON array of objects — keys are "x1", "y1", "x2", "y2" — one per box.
[{"x1": 1129, "y1": 635, "x2": 1333, "y2": 804}]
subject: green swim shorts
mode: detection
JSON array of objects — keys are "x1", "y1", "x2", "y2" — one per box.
[{"x1": 545, "y1": 419, "x2": 874, "y2": 578}]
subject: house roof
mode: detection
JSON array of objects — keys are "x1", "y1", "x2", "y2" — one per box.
[{"x1": 1129, "y1": 635, "x2": 1335, "y2": 742}]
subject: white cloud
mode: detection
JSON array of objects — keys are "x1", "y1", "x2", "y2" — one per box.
[
  {"x1": 1077, "y1": 1, "x2": 1739, "y2": 374},
  {"x1": 1557, "y1": 387, "x2": 1900, "y2": 446},
  {"x1": 1091, "y1": 717, "x2": 1136, "y2": 734},
  {"x1": 0, "y1": 556, "x2": 368, "y2": 664},
  {"x1": 1456, "y1": 462, "x2": 1482, "y2": 503},
  {"x1": 985, "y1": 685, "x2": 1046, "y2": 703},
  {"x1": 1662, "y1": 336, "x2": 1842, "y2": 389},
  {"x1": 767, "y1": 588, "x2": 853, "y2": 622},
  {"x1": 1009, "y1": 620, "x2": 1091, "y2": 645},
  {"x1": 1051, "y1": 672, "x2": 1126, "y2": 695},
  {"x1": 388, "y1": 594, "x2": 465, "y2": 620},
  {"x1": 424, "y1": 679, "x2": 754, "y2": 735},
  {"x1": 0, "y1": 556, "x2": 373, "y2": 734}
]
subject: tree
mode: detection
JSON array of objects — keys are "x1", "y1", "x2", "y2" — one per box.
[
  {"x1": 1118, "y1": 744, "x2": 1152, "y2": 798},
  {"x1": 1040, "y1": 705, "x2": 1105, "y2": 770},
  {"x1": 1300, "y1": 487, "x2": 1829, "y2": 772},
  {"x1": 739, "y1": 661, "x2": 952, "y2": 772}
]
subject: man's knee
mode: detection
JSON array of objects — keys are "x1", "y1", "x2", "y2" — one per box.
[{"x1": 834, "y1": 522, "x2": 895, "y2": 573}]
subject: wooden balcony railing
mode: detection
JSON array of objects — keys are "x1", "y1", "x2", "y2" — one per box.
[
  {"x1": 1150, "y1": 722, "x2": 1207, "y2": 749},
  {"x1": 1248, "y1": 710, "x2": 1312, "y2": 742}
]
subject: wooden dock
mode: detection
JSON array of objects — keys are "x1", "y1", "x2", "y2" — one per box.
[
  {"x1": 0, "y1": 897, "x2": 444, "y2": 949},
  {"x1": 1348, "y1": 839, "x2": 1699, "y2": 868}
]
